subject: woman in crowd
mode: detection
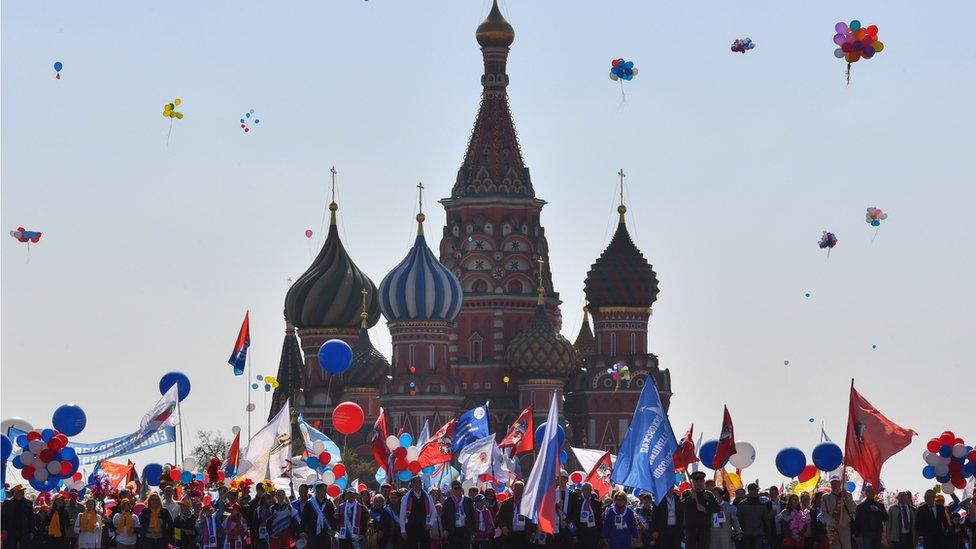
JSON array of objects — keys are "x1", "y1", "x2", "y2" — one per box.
[
  {"x1": 221, "y1": 504, "x2": 249, "y2": 549},
  {"x1": 43, "y1": 494, "x2": 71, "y2": 549},
  {"x1": 112, "y1": 499, "x2": 140, "y2": 549},
  {"x1": 779, "y1": 494, "x2": 810, "y2": 548},
  {"x1": 172, "y1": 499, "x2": 198, "y2": 549},
  {"x1": 636, "y1": 492, "x2": 655, "y2": 549},
  {"x1": 251, "y1": 492, "x2": 274, "y2": 549},
  {"x1": 710, "y1": 487, "x2": 741, "y2": 549},
  {"x1": 602, "y1": 489, "x2": 639, "y2": 549},
  {"x1": 266, "y1": 490, "x2": 300, "y2": 549},
  {"x1": 366, "y1": 494, "x2": 399, "y2": 549},
  {"x1": 139, "y1": 493, "x2": 173, "y2": 549},
  {"x1": 74, "y1": 499, "x2": 102, "y2": 549}
]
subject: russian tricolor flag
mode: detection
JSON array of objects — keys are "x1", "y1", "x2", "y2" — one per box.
[
  {"x1": 228, "y1": 311, "x2": 250, "y2": 376},
  {"x1": 519, "y1": 391, "x2": 561, "y2": 534}
]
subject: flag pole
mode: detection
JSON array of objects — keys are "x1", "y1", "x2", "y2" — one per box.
[
  {"x1": 247, "y1": 348, "x2": 253, "y2": 441},
  {"x1": 177, "y1": 399, "x2": 185, "y2": 465}
]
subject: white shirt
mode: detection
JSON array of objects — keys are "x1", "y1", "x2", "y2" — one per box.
[{"x1": 113, "y1": 514, "x2": 140, "y2": 546}]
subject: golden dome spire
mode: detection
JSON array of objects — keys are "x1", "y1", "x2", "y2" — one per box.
[
  {"x1": 536, "y1": 257, "x2": 545, "y2": 305},
  {"x1": 476, "y1": 0, "x2": 514, "y2": 48},
  {"x1": 329, "y1": 165, "x2": 339, "y2": 225},
  {"x1": 617, "y1": 168, "x2": 628, "y2": 223},
  {"x1": 416, "y1": 181, "x2": 426, "y2": 236},
  {"x1": 360, "y1": 288, "x2": 369, "y2": 329}
]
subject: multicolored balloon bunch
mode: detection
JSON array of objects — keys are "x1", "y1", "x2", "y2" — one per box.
[
  {"x1": 10, "y1": 227, "x2": 42, "y2": 243},
  {"x1": 921, "y1": 431, "x2": 975, "y2": 494},
  {"x1": 386, "y1": 432, "x2": 426, "y2": 481},
  {"x1": 251, "y1": 374, "x2": 279, "y2": 392},
  {"x1": 297, "y1": 439, "x2": 348, "y2": 498},
  {"x1": 162, "y1": 98, "x2": 184, "y2": 120},
  {"x1": 865, "y1": 207, "x2": 887, "y2": 227},
  {"x1": 605, "y1": 361, "x2": 631, "y2": 389},
  {"x1": 10, "y1": 429, "x2": 80, "y2": 492},
  {"x1": 818, "y1": 231, "x2": 838, "y2": 258},
  {"x1": 609, "y1": 58, "x2": 637, "y2": 81},
  {"x1": 240, "y1": 109, "x2": 260, "y2": 133},
  {"x1": 833, "y1": 21, "x2": 883, "y2": 84},
  {"x1": 731, "y1": 38, "x2": 755, "y2": 54}
]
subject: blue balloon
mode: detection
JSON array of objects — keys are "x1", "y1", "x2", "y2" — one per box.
[
  {"x1": 335, "y1": 476, "x2": 348, "y2": 489},
  {"x1": 11, "y1": 454, "x2": 23, "y2": 468},
  {"x1": 306, "y1": 456, "x2": 320, "y2": 469},
  {"x1": 52, "y1": 404, "x2": 87, "y2": 436},
  {"x1": 180, "y1": 471, "x2": 192, "y2": 484},
  {"x1": 0, "y1": 433, "x2": 11, "y2": 462},
  {"x1": 196, "y1": 472, "x2": 205, "y2": 481},
  {"x1": 698, "y1": 439, "x2": 724, "y2": 469},
  {"x1": 422, "y1": 466, "x2": 436, "y2": 476},
  {"x1": 936, "y1": 474, "x2": 950, "y2": 483},
  {"x1": 922, "y1": 465, "x2": 936, "y2": 479},
  {"x1": 397, "y1": 470, "x2": 412, "y2": 481},
  {"x1": 964, "y1": 462, "x2": 976, "y2": 478},
  {"x1": 812, "y1": 442, "x2": 843, "y2": 471},
  {"x1": 845, "y1": 481, "x2": 856, "y2": 492},
  {"x1": 143, "y1": 463, "x2": 163, "y2": 486},
  {"x1": 256, "y1": 374, "x2": 263, "y2": 380},
  {"x1": 775, "y1": 447, "x2": 807, "y2": 478},
  {"x1": 54, "y1": 61, "x2": 63, "y2": 72},
  {"x1": 159, "y1": 371, "x2": 191, "y2": 402},
  {"x1": 265, "y1": 385, "x2": 271, "y2": 392},
  {"x1": 534, "y1": 422, "x2": 566, "y2": 447},
  {"x1": 399, "y1": 433, "x2": 414, "y2": 448},
  {"x1": 16, "y1": 434, "x2": 29, "y2": 448},
  {"x1": 318, "y1": 340, "x2": 353, "y2": 374},
  {"x1": 41, "y1": 429, "x2": 55, "y2": 442},
  {"x1": 938, "y1": 445, "x2": 952, "y2": 458},
  {"x1": 252, "y1": 383, "x2": 259, "y2": 389},
  {"x1": 30, "y1": 476, "x2": 63, "y2": 493},
  {"x1": 560, "y1": 449, "x2": 568, "y2": 465}
]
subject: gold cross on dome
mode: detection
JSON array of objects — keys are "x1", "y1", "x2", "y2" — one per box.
[
  {"x1": 618, "y1": 168, "x2": 626, "y2": 207},
  {"x1": 329, "y1": 165, "x2": 338, "y2": 203},
  {"x1": 417, "y1": 181, "x2": 425, "y2": 214}
]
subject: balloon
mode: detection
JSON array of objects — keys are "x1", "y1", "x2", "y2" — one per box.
[
  {"x1": 405, "y1": 446, "x2": 420, "y2": 462},
  {"x1": 397, "y1": 470, "x2": 412, "y2": 482},
  {"x1": 569, "y1": 471, "x2": 585, "y2": 484},
  {"x1": 51, "y1": 405, "x2": 86, "y2": 437},
  {"x1": 394, "y1": 447, "x2": 407, "y2": 460},
  {"x1": 305, "y1": 229, "x2": 313, "y2": 238},
  {"x1": 327, "y1": 485, "x2": 341, "y2": 498},
  {"x1": 180, "y1": 471, "x2": 192, "y2": 484},
  {"x1": 319, "y1": 452, "x2": 331, "y2": 466},
  {"x1": 170, "y1": 468, "x2": 182, "y2": 482},
  {"x1": 60, "y1": 446, "x2": 76, "y2": 461},
  {"x1": 143, "y1": 463, "x2": 163, "y2": 486},
  {"x1": 951, "y1": 444, "x2": 967, "y2": 459},
  {"x1": 775, "y1": 447, "x2": 807, "y2": 478},
  {"x1": 818, "y1": 231, "x2": 838, "y2": 250},
  {"x1": 399, "y1": 433, "x2": 414, "y2": 448},
  {"x1": 321, "y1": 470, "x2": 335, "y2": 484},
  {"x1": 797, "y1": 465, "x2": 818, "y2": 483},
  {"x1": 560, "y1": 449, "x2": 568, "y2": 465},
  {"x1": 1, "y1": 417, "x2": 34, "y2": 435},
  {"x1": 386, "y1": 435, "x2": 401, "y2": 451},
  {"x1": 318, "y1": 340, "x2": 353, "y2": 374},
  {"x1": 698, "y1": 439, "x2": 720, "y2": 469},
  {"x1": 335, "y1": 476, "x2": 348, "y2": 489},
  {"x1": 41, "y1": 429, "x2": 55, "y2": 442},
  {"x1": 812, "y1": 442, "x2": 843, "y2": 471},
  {"x1": 54, "y1": 61, "x2": 63, "y2": 72},
  {"x1": 835, "y1": 22, "x2": 849, "y2": 34},
  {"x1": 939, "y1": 445, "x2": 952, "y2": 458},
  {"x1": 47, "y1": 461, "x2": 61, "y2": 475},
  {"x1": 332, "y1": 463, "x2": 346, "y2": 478},
  {"x1": 306, "y1": 456, "x2": 320, "y2": 469},
  {"x1": 534, "y1": 422, "x2": 566, "y2": 447},
  {"x1": 0, "y1": 434, "x2": 11, "y2": 462},
  {"x1": 408, "y1": 461, "x2": 422, "y2": 474},
  {"x1": 729, "y1": 441, "x2": 756, "y2": 469},
  {"x1": 159, "y1": 371, "x2": 191, "y2": 401},
  {"x1": 332, "y1": 402, "x2": 365, "y2": 435}
]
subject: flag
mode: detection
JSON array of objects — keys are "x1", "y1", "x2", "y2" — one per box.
[
  {"x1": 453, "y1": 402, "x2": 489, "y2": 453},
  {"x1": 87, "y1": 461, "x2": 102, "y2": 485},
  {"x1": 141, "y1": 384, "x2": 180, "y2": 431},
  {"x1": 716, "y1": 468, "x2": 743, "y2": 494},
  {"x1": 519, "y1": 391, "x2": 560, "y2": 534},
  {"x1": 821, "y1": 422, "x2": 832, "y2": 443},
  {"x1": 228, "y1": 311, "x2": 250, "y2": 376},
  {"x1": 457, "y1": 434, "x2": 500, "y2": 483},
  {"x1": 371, "y1": 408, "x2": 390, "y2": 473},
  {"x1": 673, "y1": 424, "x2": 698, "y2": 472},
  {"x1": 99, "y1": 460, "x2": 136, "y2": 490},
  {"x1": 241, "y1": 400, "x2": 292, "y2": 484},
  {"x1": 584, "y1": 450, "x2": 614, "y2": 499},
  {"x1": 844, "y1": 381, "x2": 916, "y2": 487},
  {"x1": 610, "y1": 374, "x2": 678, "y2": 501},
  {"x1": 571, "y1": 447, "x2": 616, "y2": 475},
  {"x1": 298, "y1": 413, "x2": 343, "y2": 463},
  {"x1": 713, "y1": 406, "x2": 736, "y2": 468},
  {"x1": 417, "y1": 420, "x2": 430, "y2": 448},
  {"x1": 225, "y1": 429, "x2": 241, "y2": 475},
  {"x1": 418, "y1": 418, "x2": 456, "y2": 468},
  {"x1": 499, "y1": 405, "x2": 534, "y2": 455},
  {"x1": 793, "y1": 468, "x2": 820, "y2": 495}
]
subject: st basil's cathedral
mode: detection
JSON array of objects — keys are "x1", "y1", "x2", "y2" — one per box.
[{"x1": 269, "y1": 0, "x2": 673, "y2": 457}]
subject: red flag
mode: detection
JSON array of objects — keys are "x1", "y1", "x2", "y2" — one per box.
[
  {"x1": 499, "y1": 405, "x2": 535, "y2": 455},
  {"x1": 100, "y1": 459, "x2": 135, "y2": 490},
  {"x1": 417, "y1": 418, "x2": 456, "y2": 468},
  {"x1": 371, "y1": 407, "x2": 390, "y2": 473},
  {"x1": 224, "y1": 430, "x2": 241, "y2": 474},
  {"x1": 673, "y1": 423, "x2": 698, "y2": 472},
  {"x1": 844, "y1": 381, "x2": 916, "y2": 487},
  {"x1": 712, "y1": 406, "x2": 737, "y2": 468},
  {"x1": 584, "y1": 450, "x2": 614, "y2": 499},
  {"x1": 227, "y1": 311, "x2": 250, "y2": 376}
]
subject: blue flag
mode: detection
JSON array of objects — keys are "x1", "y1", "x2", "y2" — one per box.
[
  {"x1": 610, "y1": 374, "x2": 678, "y2": 500},
  {"x1": 297, "y1": 414, "x2": 342, "y2": 462},
  {"x1": 452, "y1": 402, "x2": 489, "y2": 453}
]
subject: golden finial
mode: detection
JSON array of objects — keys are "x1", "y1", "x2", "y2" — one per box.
[
  {"x1": 582, "y1": 305, "x2": 590, "y2": 323},
  {"x1": 536, "y1": 257, "x2": 545, "y2": 305},
  {"x1": 476, "y1": 0, "x2": 515, "y2": 48},
  {"x1": 617, "y1": 169, "x2": 627, "y2": 222},
  {"x1": 416, "y1": 181, "x2": 426, "y2": 235},
  {"x1": 360, "y1": 288, "x2": 368, "y2": 329},
  {"x1": 329, "y1": 166, "x2": 339, "y2": 225}
]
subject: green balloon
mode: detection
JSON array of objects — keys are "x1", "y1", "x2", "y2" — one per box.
[{"x1": 850, "y1": 20, "x2": 861, "y2": 31}]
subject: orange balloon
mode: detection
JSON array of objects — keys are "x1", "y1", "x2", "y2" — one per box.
[{"x1": 854, "y1": 28, "x2": 866, "y2": 40}]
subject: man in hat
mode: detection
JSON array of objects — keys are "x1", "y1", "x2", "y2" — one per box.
[
  {"x1": 335, "y1": 486, "x2": 368, "y2": 548},
  {"x1": 822, "y1": 476, "x2": 856, "y2": 549},
  {"x1": 399, "y1": 475, "x2": 435, "y2": 548},
  {"x1": 1, "y1": 484, "x2": 36, "y2": 549},
  {"x1": 441, "y1": 479, "x2": 474, "y2": 548},
  {"x1": 554, "y1": 469, "x2": 581, "y2": 544},
  {"x1": 576, "y1": 482, "x2": 604, "y2": 546},
  {"x1": 681, "y1": 470, "x2": 720, "y2": 549},
  {"x1": 300, "y1": 483, "x2": 336, "y2": 549}
]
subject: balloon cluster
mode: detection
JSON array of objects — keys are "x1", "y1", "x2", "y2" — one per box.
[
  {"x1": 833, "y1": 21, "x2": 883, "y2": 65},
  {"x1": 54, "y1": 61, "x2": 63, "y2": 80},
  {"x1": 296, "y1": 438, "x2": 347, "y2": 498},
  {"x1": 605, "y1": 361, "x2": 631, "y2": 389},
  {"x1": 609, "y1": 58, "x2": 637, "y2": 81},
  {"x1": 252, "y1": 374, "x2": 279, "y2": 392},
  {"x1": 818, "y1": 231, "x2": 838, "y2": 257},
  {"x1": 922, "y1": 431, "x2": 975, "y2": 494},
  {"x1": 386, "y1": 433, "x2": 426, "y2": 481},
  {"x1": 240, "y1": 109, "x2": 260, "y2": 133},
  {"x1": 774, "y1": 442, "x2": 843, "y2": 478},
  {"x1": 730, "y1": 38, "x2": 755, "y2": 54},
  {"x1": 10, "y1": 227, "x2": 42, "y2": 243},
  {"x1": 865, "y1": 207, "x2": 887, "y2": 227},
  {"x1": 163, "y1": 98, "x2": 184, "y2": 120},
  {"x1": 11, "y1": 429, "x2": 80, "y2": 492}
]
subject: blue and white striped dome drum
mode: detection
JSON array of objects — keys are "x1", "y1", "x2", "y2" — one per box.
[{"x1": 379, "y1": 228, "x2": 463, "y2": 323}]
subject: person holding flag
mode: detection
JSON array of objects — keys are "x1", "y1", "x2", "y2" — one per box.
[{"x1": 681, "y1": 471, "x2": 720, "y2": 549}]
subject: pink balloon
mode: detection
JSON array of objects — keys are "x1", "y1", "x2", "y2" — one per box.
[
  {"x1": 833, "y1": 33, "x2": 846, "y2": 46},
  {"x1": 304, "y1": 229, "x2": 313, "y2": 238},
  {"x1": 835, "y1": 22, "x2": 848, "y2": 34}
]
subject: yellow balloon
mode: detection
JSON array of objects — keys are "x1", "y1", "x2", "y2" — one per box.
[
  {"x1": 162, "y1": 111, "x2": 170, "y2": 118},
  {"x1": 873, "y1": 41, "x2": 884, "y2": 52},
  {"x1": 503, "y1": 376, "x2": 510, "y2": 383},
  {"x1": 174, "y1": 98, "x2": 182, "y2": 106},
  {"x1": 175, "y1": 112, "x2": 184, "y2": 119}
]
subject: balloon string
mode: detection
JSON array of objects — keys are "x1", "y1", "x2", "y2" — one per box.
[
  {"x1": 826, "y1": 248, "x2": 831, "y2": 262},
  {"x1": 845, "y1": 64, "x2": 851, "y2": 87},
  {"x1": 166, "y1": 118, "x2": 174, "y2": 148},
  {"x1": 619, "y1": 79, "x2": 626, "y2": 104},
  {"x1": 870, "y1": 227, "x2": 879, "y2": 244}
]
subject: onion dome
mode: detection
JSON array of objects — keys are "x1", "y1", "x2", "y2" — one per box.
[
  {"x1": 583, "y1": 205, "x2": 660, "y2": 308},
  {"x1": 344, "y1": 304, "x2": 390, "y2": 388},
  {"x1": 476, "y1": 0, "x2": 515, "y2": 48},
  {"x1": 507, "y1": 287, "x2": 576, "y2": 378},
  {"x1": 378, "y1": 213, "x2": 463, "y2": 323},
  {"x1": 572, "y1": 307, "x2": 596, "y2": 362},
  {"x1": 268, "y1": 319, "x2": 306, "y2": 447},
  {"x1": 285, "y1": 201, "x2": 380, "y2": 330}
]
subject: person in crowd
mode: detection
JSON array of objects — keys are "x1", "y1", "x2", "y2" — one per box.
[
  {"x1": 683, "y1": 470, "x2": 721, "y2": 549},
  {"x1": 471, "y1": 494, "x2": 495, "y2": 549},
  {"x1": 603, "y1": 489, "x2": 639, "y2": 549},
  {"x1": 653, "y1": 483, "x2": 685, "y2": 549},
  {"x1": 334, "y1": 486, "x2": 368, "y2": 549},
  {"x1": 197, "y1": 502, "x2": 220, "y2": 549},
  {"x1": 916, "y1": 490, "x2": 950, "y2": 549},
  {"x1": 112, "y1": 499, "x2": 140, "y2": 549},
  {"x1": 399, "y1": 476, "x2": 435, "y2": 548},
  {"x1": 779, "y1": 494, "x2": 809, "y2": 548},
  {"x1": 64, "y1": 491, "x2": 85, "y2": 549},
  {"x1": 139, "y1": 493, "x2": 173, "y2": 549},
  {"x1": 291, "y1": 484, "x2": 310, "y2": 517},
  {"x1": 735, "y1": 483, "x2": 767, "y2": 549},
  {"x1": 885, "y1": 491, "x2": 916, "y2": 549},
  {"x1": 710, "y1": 487, "x2": 741, "y2": 549},
  {"x1": 172, "y1": 499, "x2": 198, "y2": 549},
  {"x1": 44, "y1": 493, "x2": 72, "y2": 549},
  {"x1": 635, "y1": 492, "x2": 655, "y2": 549},
  {"x1": 252, "y1": 492, "x2": 274, "y2": 549},
  {"x1": 767, "y1": 486, "x2": 786, "y2": 549},
  {"x1": 1, "y1": 484, "x2": 36, "y2": 549},
  {"x1": 732, "y1": 489, "x2": 747, "y2": 506},
  {"x1": 441, "y1": 480, "x2": 474, "y2": 549},
  {"x1": 554, "y1": 469, "x2": 581, "y2": 545},
  {"x1": 854, "y1": 484, "x2": 887, "y2": 549},
  {"x1": 822, "y1": 477, "x2": 856, "y2": 549},
  {"x1": 266, "y1": 490, "x2": 299, "y2": 549},
  {"x1": 301, "y1": 484, "x2": 336, "y2": 549},
  {"x1": 367, "y1": 493, "x2": 399, "y2": 549},
  {"x1": 162, "y1": 486, "x2": 181, "y2": 521},
  {"x1": 73, "y1": 498, "x2": 101, "y2": 549},
  {"x1": 221, "y1": 504, "x2": 249, "y2": 549},
  {"x1": 807, "y1": 492, "x2": 827, "y2": 549},
  {"x1": 483, "y1": 490, "x2": 499, "y2": 518},
  {"x1": 496, "y1": 480, "x2": 532, "y2": 548},
  {"x1": 576, "y1": 482, "x2": 604, "y2": 546}
]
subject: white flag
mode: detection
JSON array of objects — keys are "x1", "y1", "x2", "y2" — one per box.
[
  {"x1": 141, "y1": 384, "x2": 180, "y2": 431},
  {"x1": 458, "y1": 434, "x2": 499, "y2": 482},
  {"x1": 241, "y1": 401, "x2": 292, "y2": 484}
]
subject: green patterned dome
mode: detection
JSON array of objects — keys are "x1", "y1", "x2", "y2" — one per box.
[
  {"x1": 507, "y1": 304, "x2": 576, "y2": 378},
  {"x1": 343, "y1": 327, "x2": 390, "y2": 388}
]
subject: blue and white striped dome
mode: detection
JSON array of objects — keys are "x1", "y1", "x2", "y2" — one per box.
[{"x1": 379, "y1": 215, "x2": 463, "y2": 323}]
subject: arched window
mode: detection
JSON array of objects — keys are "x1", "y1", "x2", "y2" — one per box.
[
  {"x1": 473, "y1": 280, "x2": 488, "y2": 293},
  {"x1": 469, "y1": 333, "x2": 484, "y2": 362},
  {"x1": 508, "y1": 279, "x2": 523, "y2": 294},
  {"x1": 610, "y1": 333, "x2": 617, "y2": 356}
]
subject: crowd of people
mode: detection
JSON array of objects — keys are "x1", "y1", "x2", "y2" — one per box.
[{"x1": 2, "y1": 470, "x2": 973, "y2": 549}]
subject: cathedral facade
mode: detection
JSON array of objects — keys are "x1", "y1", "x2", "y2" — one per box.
[{"x1": 272, "y1": 0, "x2": 672, "y2": 457}]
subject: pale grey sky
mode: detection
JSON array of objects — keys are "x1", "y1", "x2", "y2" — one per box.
[{"x1": 3, "y1": 0, "x2": 974, "y2": 492}]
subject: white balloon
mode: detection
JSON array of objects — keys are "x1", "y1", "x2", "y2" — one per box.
[
  {"x1": 182, "y1": 457, "x2": 196, "y2": 471},
  {"x1": 941, "y1": 482, "x2": 955, "y2": 495},
  {"x1": 35, "y1": 467, "x2": 49, "y2": 481},
  {"x1": 231, "y1": 426, "x2": 241, "y2": 435},
  {"x1": 924, "y1": 451, "x2": 941, "y2": 466},
  {"x1": 321, "y1": 471, "x2": 336, "y2": 485},
  {"x1": 20, "y1": 451, "x2": 36, "y2": 466},
  {"x1": 729, "y1": 441, "x2": 756, "y2": 469},
  {"x1": 952, "y1": 444, "x2": 967, "y2": 459},
  {"x1": 245, "y1": 403, "x2": 256, "y2": 412},
  {"x1": 934, "y1": 463, "x2": 950, "y2": 477},
  {"x1": 1, "y1": 417, "x2": 33, "y2": 434},
  {"x1": 631, "y1": 68, "x2": 639, "y2": 76},
  {"x1": 386, "y1": 435, "x2": 400, "y2": 451},
  {"x1": 406, "y1": 446, "x2": 420, "y2": 462},
  {"x1": 47, "y1": 461, "x2": 62, "y2": 474},
  {"x1": 609, "y1": 73, "x2": 619, "y2": 81},
  {"x1": 306, "y1": 473, "x2": 318, "y2": 484},
  {"x1": 312, "y1": 441, "x2": 326, "y2": 454},
  {"x1": 28, "y1": 439, "x2": 45, "y2": 454}
]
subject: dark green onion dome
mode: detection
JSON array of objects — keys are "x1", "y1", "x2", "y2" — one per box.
[
  {"x1": 583, "y1": 206, "x2": 660, "y2": 308},
  {"x1": 507, "y1": 302, "x2": 576, "y2": 379},
  {"x1": 285, "y1": 202, "x2": 380, "y2": 329},
  {"x1": 268, "y1": 319, "x2": 305, "y2": 422},
  {"x1": 572, "y1": 308, "x2": 596, "y2": 368},
  {"x1": 344, "y1": 321, "x2": 390, "y2": 388}
]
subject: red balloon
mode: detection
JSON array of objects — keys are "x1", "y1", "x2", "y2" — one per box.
[
  {"x1": 953, "y1": 437, "x2": 964, "y2": 446},
  {"x1": 27, "y1": 430, "x2": 42, "y2": 441},
  {"x1": 47, "y1": 438, "x2": 63, "y2": 451},
  {"x1": 677, "y1": 481, "x2": 691, "y2": 493},
  {"x1": 408, "y1": 461, "x2": 422, "y2": 474},
  {"x1": 927, "y1": 439, "x2": 941, "y2": 453},
  {"x1": 39, "y1": 449, "x2": 54, "y2": 462},
  {"x1": 203, "y1": 495, "x2": 213, "y2": 505},
  {"x1": 56, "y1": 434, "x2": 68, "y2": 446},
  {"x1": 798, "y1": 465, "x2": 818, "y2": 483},
  {"x1": 394, "y1": 447, "x2": 407, "y2": 460},
  {"x1": 332, "y1": 402, "x2": 365, "y2": 435},
  {"x1": 60, "y1": 460, "x2": 73, "y2": 476},
  {"x1": 496, "y1": 491, "x2": 509, "y2": 502},
  {"x1": 949, "y1": 461, "x2": 962, "y2": 474},
  {"x1": 394, "y1": 457, "x2": 408, "y2": 471},
  {"x1": 23, "y1": 465, "x2": 36, "y2": 480},
  {"x1": 217, "y1": 471, "x2": 226, "y2": 482},
  {"x1": 569, "y1": 471, "x2": 585, "y2": 484},
  {"x1": 408, "y1": 366, "x2": 416, "y2": 374},
  {"x1": 332, "y1": 463, "x2": 346, "y2": 478},
  {"x1": 968, "y1": 450, "x2": 976, "y2": 462},
  {"x1": 358, "y1": 483, "x2": 367, "y2": 493},
  {"x1": 952, "y1": 475, "x2": 967, "y2": 489},
  {"x1": 72, "y1": 473, "x2": 83, "y2": 482},
  {"x1": 170, "y1": 469, "x2": 181, "y2": 481},
  {"x1": 327, "y1": 485, "x2": 341, "y2": 498},
  {"x1": 319, "y1": 452, "x2": 331, "y2": 466},
  {"x1": 611, "y1": 59, "x2": 621, "y2": 67}
]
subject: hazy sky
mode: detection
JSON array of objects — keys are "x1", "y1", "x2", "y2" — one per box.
[{"x1": 3, "y1": 0, "x2": 974, "y2": 492}]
